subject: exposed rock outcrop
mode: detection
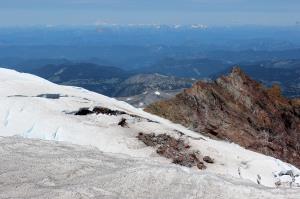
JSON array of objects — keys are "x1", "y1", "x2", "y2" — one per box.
[
  {"x1": 137, "y1": 132, "x2": 208, "y2": 169},
  {"x1": 145, "y1": 67, "x2": 300, "y2": 167},
  {"x1": 75, "y1": 106, "x2": 126, "y2": 116}
]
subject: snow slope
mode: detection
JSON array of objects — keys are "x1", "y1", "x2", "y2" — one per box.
[
  {"x1": 1, "y1": 136, "x2": 299, "y2": 199},
  {"x1": 0, "y1": 68, "x2": 300, "y2": 192}
]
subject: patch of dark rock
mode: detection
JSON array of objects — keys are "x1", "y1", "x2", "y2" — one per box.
[
  {"x1": 204, "y1": 128, "x2": 219, "y2": 137},
  {"x1": 266, "y1": 144, "x2": 276, "y2": 152},
  {"x1": 74, "y1": 106, "x2": 157, "y2": 125},
  {"x1": 74, "y1": 106, "x2": 127, "y2": 116},
  {"x1": 174, "y1": 129, "x2": 185, "y2": 136},
  {"x1": 137, "y1": 132, "x2": 209, "y2": 169},
  {"x1": 144, "y1": 119, "x2": 160, "y2": 124},
  {"x1": 275, "y1": 181, "x2": 281, "y2": 187},
  {"x1": 128, "y1": 114, "x2": 160, "y2": 123},
  {"x1": 203, "y1": 156, "x2": 214, "y2": 163},
  {"x1": 174, "y1": 129, "x2": 206, "y2": 141},
  {"x1": 279, "y1": 170, "x2": 294, "y2": 177},
  {"x1": 281, "y1": 113, "x2": 293, "y2": 129},
  {"x1": 8, "y1": 94, "x2": 66, "y2": 99},
  {"x1": 7, "y1": 95, "x2": 28, "y2": 98},
  {"x1": 92, "y1": 107, "x2": 126, "y2": 116},
  {"x1": 118, "y1": 118, "x2": 128, "y2": 127},
  {"x1": 75, "y1": 108, "x2": 94, "y2": 115},
  {"x1": 197, "y1": 162, "x2": 207, "y2": 170},
  {"x1": 36, "y1": 94, "x2": 62, "y2": 99}
]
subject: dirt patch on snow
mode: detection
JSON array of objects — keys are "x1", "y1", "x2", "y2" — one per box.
[{"x1": 137, "y1": 132, "x2": 211, "y2": 169}]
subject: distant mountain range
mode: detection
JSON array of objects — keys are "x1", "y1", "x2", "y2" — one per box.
[
  {"x1": 30, "y1": 63, "x2": 131, "y2": 96},
  {"x1": 1, "y1": 26, "x2": 300, "y2": 50},
  {"x1": 28, "y1": 63, "x2": 196, "y2": 105},
  {"x1": 1, "y1": 26, "x2": 300, "y2": 72}
]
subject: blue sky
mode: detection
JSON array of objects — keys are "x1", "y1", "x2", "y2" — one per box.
[{"x1": 0, "y1": 0, "x2": 299, "y2": 26}]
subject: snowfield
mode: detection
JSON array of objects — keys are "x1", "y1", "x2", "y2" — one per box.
[
  {"x1": 1, "y1": 136, "x2": 300, "y2": 199},
  {"x1": 0, "y1": 68, "x2": 300, "y2": 198}
]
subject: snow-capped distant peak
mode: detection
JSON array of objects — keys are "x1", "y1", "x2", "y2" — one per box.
[
  {"x1": 174, "y1": 24, "x2": 182, "y2": 29},
  {"x1": 191, "y1": 24, "x2": 208, "y2": 29},
  {"x1": 154, "y1": 91, "x2": 161, "y2": 96}
]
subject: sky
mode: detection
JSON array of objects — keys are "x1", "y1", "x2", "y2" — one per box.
[{"x1": 0, "y1": 0, "x2": 299, "y2": 26}]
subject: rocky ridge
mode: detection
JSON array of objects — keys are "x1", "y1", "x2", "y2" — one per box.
[{"x1": 146, "y1": 67, "x2": 300, "y2": 168}]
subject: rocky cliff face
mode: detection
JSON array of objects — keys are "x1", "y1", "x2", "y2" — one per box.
[{"x1": 145, "y1": 67, "x2": 300, "y2": 167}]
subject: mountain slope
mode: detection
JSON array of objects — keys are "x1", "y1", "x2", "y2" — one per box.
[
  {"x1": 146, "y1": 67, "x2": 300, "y2": 168},
  {"x1": 0, "y1": 68, "x2": 300, "y2": 192},
  {"x1": 115, "y1": 73, "x2": 196, "y2": 107}
]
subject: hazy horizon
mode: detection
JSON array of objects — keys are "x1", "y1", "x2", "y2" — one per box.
[{"x1": 0, "y1": 0, "x2": 299, "y2": 27}]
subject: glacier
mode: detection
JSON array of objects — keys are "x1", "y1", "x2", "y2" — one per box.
[{"x1": 0, "y1": 68, "x2": 300, "y2": 198}]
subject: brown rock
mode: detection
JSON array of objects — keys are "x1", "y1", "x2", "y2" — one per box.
[
  {"x1": 118, "y1": 118, "x2": 128, "y2": 127},
  {"x1": 197, "y1": 162, "x2": 207, "y2": 170},
  {"x1": 137, "y1": 133, "x2": 206, "y2": 169},
  {"x1": 203, "y1": 156, "x2": 214, "y2": 164},
  {"x1": 145, "y1": 67, "x2": 300, "y2": 168}
]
